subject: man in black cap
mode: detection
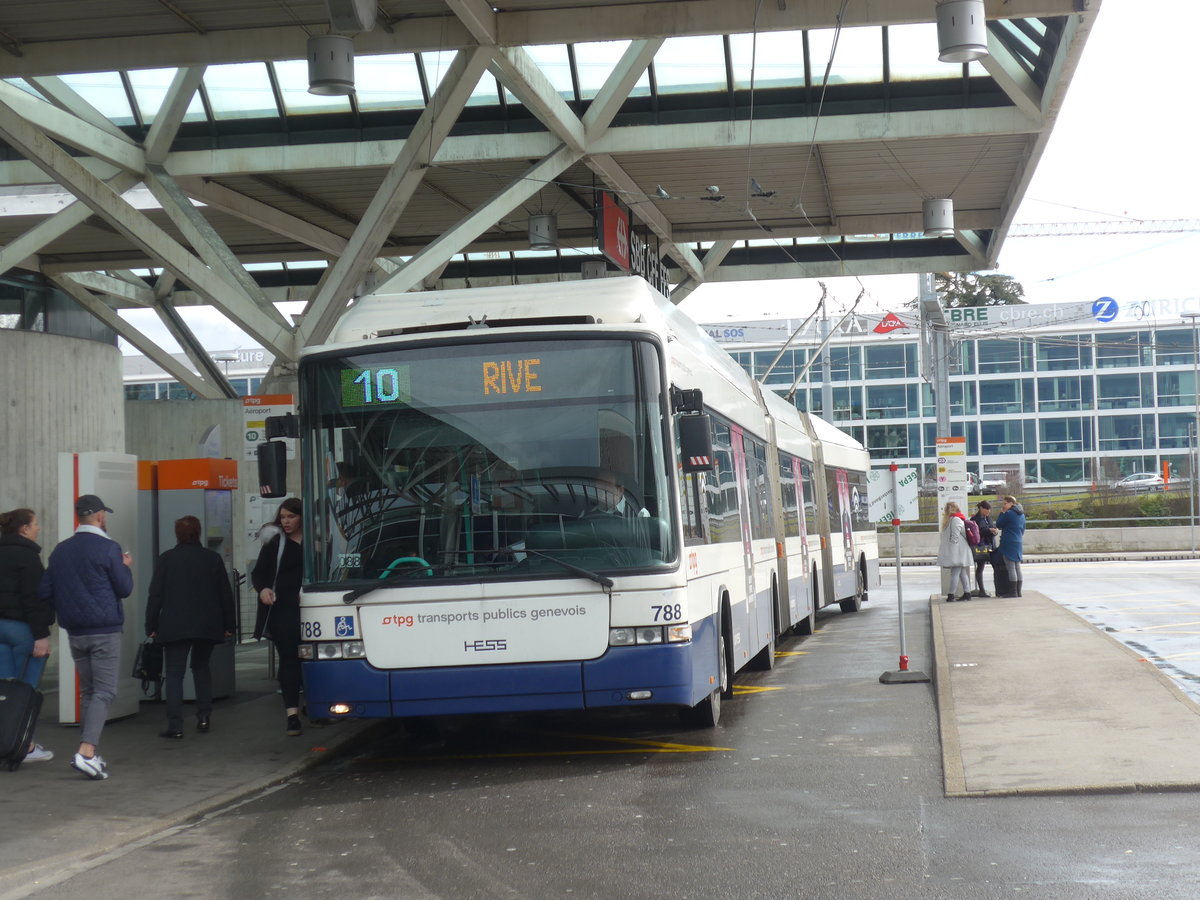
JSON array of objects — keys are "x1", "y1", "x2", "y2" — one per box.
[{"x1": 38, "y1": 494, "x2": 133, "y2": 780}]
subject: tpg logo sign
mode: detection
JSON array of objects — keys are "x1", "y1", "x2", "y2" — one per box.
[{"x1": 1092, "y1": 297, "x2": 1119, "y2": 323}]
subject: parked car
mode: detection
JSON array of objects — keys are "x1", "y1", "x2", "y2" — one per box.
[
  {"x1": 1110, "y1": 473, "x2": 1165, "y2": 492},
  {"x1": 980, "y1": 471, "x2": 1010, "y2": 493}
]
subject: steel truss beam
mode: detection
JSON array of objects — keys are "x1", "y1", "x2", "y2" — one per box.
[
  {"x1": 50, "y1": 274, "x2": 227, "y2": 399},
  {"x1": 297, "y1": 46, "x2": 493, "y2": 347},
  {"x1": 154, "y1": 298, "x2": 239, "y2": 399},
  {"x1": 0, "y1": 2, "x2": 1084, "y2": 77},
  {"x1": 369, "y1": 144, "x2": 583, "y2": 301},
  {"x1": 0, "y1": 96, "x2": 294, "y2": 358}
]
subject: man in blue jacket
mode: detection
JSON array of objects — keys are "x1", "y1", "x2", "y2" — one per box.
[{"x1": 39, "y1": 494, "x2": 133, "y2": 780}]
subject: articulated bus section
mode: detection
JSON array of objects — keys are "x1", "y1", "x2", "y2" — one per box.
[{"x1": 286, "y1": 276, "x2": 878, "y2": 728}]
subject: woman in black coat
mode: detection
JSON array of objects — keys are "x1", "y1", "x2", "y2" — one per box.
[
  {"x1": 145, "y1": 515, "x2": 235, "y2": 739},
  {"x1": 251, "y1": 497, "x2": 305, "y2": 736},
  {"x1": 0, "y1": 508, "x2": 55, "y2": 762}
]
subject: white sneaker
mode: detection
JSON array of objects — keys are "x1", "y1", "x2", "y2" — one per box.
[
  {"x1": 70, "y1": 752, "x2": 108, "y2": 780},
  {"x1": 24, "y1": 744, "x2": 53, "y2": 763}
]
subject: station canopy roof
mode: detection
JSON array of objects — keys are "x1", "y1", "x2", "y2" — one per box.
[{"x1": 0, "y1": 1, "x2": 1100, "y2": 388}]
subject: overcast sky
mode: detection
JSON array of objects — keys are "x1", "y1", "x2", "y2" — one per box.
[{"x1": 121, "y1": 0, "x2": 1197, "y2": 353}]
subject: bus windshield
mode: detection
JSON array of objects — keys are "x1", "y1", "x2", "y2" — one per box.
[{"x1": 303, "y1": 337, "x2": 675, "y2": 585}]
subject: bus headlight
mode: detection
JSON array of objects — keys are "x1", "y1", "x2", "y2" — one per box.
[
  {"x1": 610, "y1": 625, "x2": 691, "y2": 646},
  {"x1": 304, "y1": 641, "x2": 366, "y2": 660},
  {"x1": 609, "y1": 627, "x2": 636, "y2": 646}
]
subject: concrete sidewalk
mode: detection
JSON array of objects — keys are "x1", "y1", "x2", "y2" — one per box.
[
  {"x1": 932, "y1": 589, "x2": 1200, "y2": 797},
  {"x1": 0, "y1": 643, "x2": 371, "y2": 896}
]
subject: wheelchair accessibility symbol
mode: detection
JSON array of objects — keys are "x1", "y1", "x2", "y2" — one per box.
[{"x1": 335, "y1": 616, "x2": 356, "y2": 637}]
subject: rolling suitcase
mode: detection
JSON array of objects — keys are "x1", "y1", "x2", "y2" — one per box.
[{"x1": 0, "y1": 677, "x2": 43, "y2": 771}]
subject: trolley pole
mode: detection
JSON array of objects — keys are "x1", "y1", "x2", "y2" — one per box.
[
  {"x1": 880, "y1": 463, "x2": 930, "y2": 685},
  {"x1": 1187, "y1": 311, "x2": 1200, "y2": 556}
]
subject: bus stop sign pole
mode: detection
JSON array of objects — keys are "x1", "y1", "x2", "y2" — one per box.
[{"x1": 880, "y1": 462, "x2": 930, "y2": 685}]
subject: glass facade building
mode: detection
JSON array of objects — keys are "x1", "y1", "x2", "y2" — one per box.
[{"x1": 707, "y1": 297, "x2": 1200, "y2": 487}]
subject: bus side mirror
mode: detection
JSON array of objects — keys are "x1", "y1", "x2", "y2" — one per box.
[
  {"x1": 265, "y1": 414, "x2": 299, "y2": 439},
  {"x1": 679, "y1": 414, "x2": 715, "y2": 473},
  {"x1": 257, "y1": 441, "x2": 288, "y2": 498}
]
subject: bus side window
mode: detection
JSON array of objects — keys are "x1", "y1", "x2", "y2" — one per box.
[{"x1": 679, "y1": 471, "x2": 707, "y2": 546}]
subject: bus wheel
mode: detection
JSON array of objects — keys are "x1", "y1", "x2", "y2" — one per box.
[
  {"x1": 680, "y1": 619, "x2": 727, "y2": 728},
  {"x1": 839, "y1": 564, "x2": 865, "y2": 613}
]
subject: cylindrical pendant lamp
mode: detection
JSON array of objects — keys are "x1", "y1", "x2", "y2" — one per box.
[
  {"x1": 936, "y1": 0, "x2": 989, "y2": 63},
  {"x1": 923, "y1": 198, "x2": 955, "y2": 237},
  {"x1": 308, "y1": 34, "x2": 355, "y2": 95},
  {"x1": 528, "y1": 214, "x2": 558, "y2": 250}
]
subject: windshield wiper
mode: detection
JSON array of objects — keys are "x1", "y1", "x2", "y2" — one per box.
[
  {"x1": 341, "y1": 566, "x2": 442, "y2": 603},
  {"x1": 522, "y1": 548, "x2": 613, "y2": 592}
]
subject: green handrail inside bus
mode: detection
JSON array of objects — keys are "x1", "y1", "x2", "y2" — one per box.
[{"x1": 379, "y1": 556, "x2": 434, "y2": 578}]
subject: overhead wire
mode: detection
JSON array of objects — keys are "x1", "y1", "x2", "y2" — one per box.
[{"x1": 723, "y1": 0, "x2": 891, "y2": 320}]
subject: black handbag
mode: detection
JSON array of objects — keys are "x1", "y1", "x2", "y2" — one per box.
[{"x1": 131, "y1": 639, "x2": 164, "y2": 682}]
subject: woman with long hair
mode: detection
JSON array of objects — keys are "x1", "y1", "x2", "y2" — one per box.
[
  {"x1": 0, "y1": 508, "x2": 54, "y2": 762},
  {"x1": 936, "y1": 500, "x2": 974, "y2": 603},
  {"x1": 252, "y1": 497, "x2": 305, "y2": 735},
  {"x1": 145, "y1": 515, "x2": 235, "y2": 738},
  {"x1": 996, "y1": 495, "x2": 1027, "y2": 597}
]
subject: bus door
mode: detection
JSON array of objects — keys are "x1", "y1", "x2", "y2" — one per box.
[
  {"x1": 792, "y1": 457, "x2": 813, "y2": 620},
  {"x1": 835, "y1": 468, "x2": 855, "y2": 575},
  {"x1": 729, "y1": 424, "x2": 758, "y2": 648}
]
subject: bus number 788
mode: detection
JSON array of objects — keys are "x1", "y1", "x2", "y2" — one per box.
[{"x1": 652, "y1": 604, "x2": 683, "y2": 622}]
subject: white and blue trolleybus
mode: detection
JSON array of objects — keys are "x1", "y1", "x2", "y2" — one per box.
[{"x1": 265, "y1": 276, "x2": 878, "y2": 727}]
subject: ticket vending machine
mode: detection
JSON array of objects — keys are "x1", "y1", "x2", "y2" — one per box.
[
  {"x1": 152, "y1": 458, "x2": 239, "y2": 701},
  {"x1": 57, "y1": 452, "x2": 141, "y2": 724}
]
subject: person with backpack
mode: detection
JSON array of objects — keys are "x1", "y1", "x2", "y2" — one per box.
[
  {"x1": 936, "y1": 501, "x2": 974, "y2": 602},
  {"x1": 969, "y1": 501, "x2": 999, "y2": 597}
]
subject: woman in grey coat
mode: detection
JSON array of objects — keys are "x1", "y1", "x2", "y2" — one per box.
[{"x1": 937, "y1": 501, "x2": 974, "y2": 602}]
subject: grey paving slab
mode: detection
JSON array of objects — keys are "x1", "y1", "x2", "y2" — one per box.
[{"x1": 932, "y1": 590, "x2": 1200, "y2": 797}]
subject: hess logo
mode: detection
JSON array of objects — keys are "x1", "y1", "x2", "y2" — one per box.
[{"x1": 464, "y1": 639, "x2": 507, "y2": 652}]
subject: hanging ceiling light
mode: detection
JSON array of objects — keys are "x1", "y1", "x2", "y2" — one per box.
[
  {"x1": 528, "y1": 213, "x2": 558, "y2": 250},
  {"x1": 936, "y1": 0, "x2": 989, "y2": 63},
  {"x1": 308, "y1": 34, "x2": 355, "y2": 95},
  {"x1": 923, "y1": 198, "x2": 955, "y2": 237}
]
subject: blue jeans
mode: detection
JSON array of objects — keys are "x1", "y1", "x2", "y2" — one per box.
[{"x1": 0, "y1": 618, "x2": 47, "y2": 687}]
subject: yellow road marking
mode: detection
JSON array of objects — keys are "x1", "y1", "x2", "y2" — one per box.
[
  {"x1": 369, "y1": 732, "x2": 734, "y2": 762},
  {"x1": 376, "y1": 747, "x2": 730, "y2": 762},
  {"x1": 546, "y1": 732, "x2": 733, "y2": 752},
  {"x1": 732, "y1": 685, "x2": 784, "y2": 695},
  {"x1": 775, "y1": 650, "x2": 809, "y2": 657}
]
